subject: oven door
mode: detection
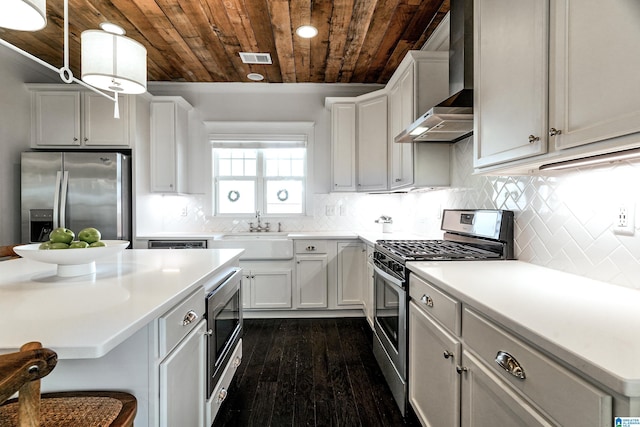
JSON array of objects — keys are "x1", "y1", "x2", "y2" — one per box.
[
  {"x1": 373, "y1": 265, "x2": 407, "y2": 379},
  {"x1": 206, "y1": 268, "x2": 243, "y2": 398}
]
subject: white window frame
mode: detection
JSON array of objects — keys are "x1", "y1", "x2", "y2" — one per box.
[{"x1": 205, "y1": 121, "x2": 315, "y2": 217}]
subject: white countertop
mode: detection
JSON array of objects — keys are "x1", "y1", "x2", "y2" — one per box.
[
  {"x1": 138, "y1": 230, "x2": 426, "y2": 245},
  {"x1": 0, "y1": 249, "x2": 243, "y2": 359},
  {"x1": 407, "y1": 260, "x2": 640, "y2": 396}
]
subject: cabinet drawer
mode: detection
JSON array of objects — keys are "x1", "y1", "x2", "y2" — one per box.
[
  {"x1": 159, "y1": 289, "x2": 205, "y2": 357},
  {"x1": 462, "y1": 308, "x2": 611, "y2": 426},
  {"x1": 208, "y1": 339, "x2": 242, "y2": 424},
  {"x1": 409, "y1": 274, "x2": 461, "y2": 335},
  {"x1": 295, "y1": 240, "x2": 328, "y2": 254}
]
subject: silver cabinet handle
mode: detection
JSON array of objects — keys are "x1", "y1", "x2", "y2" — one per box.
[
  {"x1": 528, "y1": 135, "x2": 540, "y2": 144},
  {"x1": 456, "y1": 365, "x2": 468, "y2": 374},
  {"x1": 443, "y1": 350, "x2": 453, "y2": 359},
  {"x1": 216, "y1": 387, "x2": 228, "y2": 404},
  {"x1": 495, "y1": 351, "x2": 526, "y2": 380},
  {"x1": 549, "y1": 127, "x2": 562, "y2": 137},
  {"x1": 306, "y1": 245, "x2": 316, "y2": 251},
  {"x1": 205, "y1": 329, "x2": 213, "y2": 336},
  {"x1": 232, "y1": 356, "x2": 242, "y2": 368},
  {"x1": 181, "y1": 310, "x2": 198, "y2": 326},
  {"x1": 420, "y1": 294, "x2": 434, "y2": 307}
]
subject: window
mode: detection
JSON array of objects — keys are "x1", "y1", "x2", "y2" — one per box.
[{"x1": 213, "y1": 147, "x2": 306, "y2": 216}]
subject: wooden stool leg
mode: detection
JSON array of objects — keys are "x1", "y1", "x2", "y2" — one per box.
[{"x1": 18, "y1": 342, "x2": 43, "y2": 427}]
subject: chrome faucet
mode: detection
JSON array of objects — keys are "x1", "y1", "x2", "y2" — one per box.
[{"x1": 249, "y1": 210, "x2": 270, "y2": 232}]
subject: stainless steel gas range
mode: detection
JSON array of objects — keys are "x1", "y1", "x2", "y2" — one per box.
[{"x1": 372, "y1": 209, "x2": 515, "y2": 416}]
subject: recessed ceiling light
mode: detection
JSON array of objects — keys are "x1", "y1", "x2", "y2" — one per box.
[
  {"x1": 296, "y1": 25, "x2": 318, "y2": 39},
  {"x1": 247, "y1": 73, "x2": 264, "y2": 81},
  {"x1": 99, "y1": 22, "x2": 126, "y2": 35}
]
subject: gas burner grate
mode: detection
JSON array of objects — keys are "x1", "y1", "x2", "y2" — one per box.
[{"x1": 377, "y1": 240, "x2": 501, "y2": 260}]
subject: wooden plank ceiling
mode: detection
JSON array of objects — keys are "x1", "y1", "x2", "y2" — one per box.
[{"x1": 0, "y1": 0, "x2": 449, "y2": 84}]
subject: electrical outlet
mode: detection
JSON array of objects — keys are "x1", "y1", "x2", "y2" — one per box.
[
  {"x1": 325, "y1": 205, "x2": 336, "y2": 216},
  {"x1": 339, "y1": 205, "x2": 347, "y2": 216},
  {"x1": 180, "y1": 206, "x2": 188, "y2": 217},
  {"x1": 613, "y1": 204, "x2": 635, "y2": 235}
]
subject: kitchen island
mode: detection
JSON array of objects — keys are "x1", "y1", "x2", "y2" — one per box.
[{"x1": 0, "y1": 248, "x2": 244, "y2": 427}]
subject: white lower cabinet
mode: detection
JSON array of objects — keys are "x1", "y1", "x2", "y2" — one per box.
[
  {"x1": 409, "y1": 273, "x2": 613, "y2": 427},
  {"x1": 159, "y1": 319, "x2": 206, "y2": 427},
  {"x1": 244, "y1": 269, "x2": 292, "y2": 309},
  {"x1": 295, "y1": 254, "x2": 328, "y2": 308},
  {"x1": 363, "y1": 244, "x2": 374, "y2": 327},
  {"x1": 336, "y1": 241, "x2": 365, "y2": 307},
  {"x1": 460, "y1": 350, "x2": 553, "y2": 427},
  {"x1": 409, "y1": 300, "x2": 461, "y2": 427}
]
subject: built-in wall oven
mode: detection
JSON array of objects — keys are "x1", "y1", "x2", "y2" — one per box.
[
  {"x1": 204, "y1": 268, "x2": 243, "y2": 398},
  {"x1": 372, "y1": 209, "x2": 515, "y2": 416}
]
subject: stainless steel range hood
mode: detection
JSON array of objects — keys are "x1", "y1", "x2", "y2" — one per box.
[{"x1": 395, "y1": 0, "x2": 474, "y2": 143}]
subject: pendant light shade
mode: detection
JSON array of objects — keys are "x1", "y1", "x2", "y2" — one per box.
[
  {"x1": 81, "y1": 30, "x2": 147, "y2": 94},
  {"x1": 0, "y1": 0, "x2": 46, "y2": 31}
]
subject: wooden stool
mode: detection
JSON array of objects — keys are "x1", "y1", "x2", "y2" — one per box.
[
  {"x1": 0, "y1": 246, "x2": 19, "y2": 260},
  {"x1": 0, "y1": 342, "x2": 136, "y2": 427}
]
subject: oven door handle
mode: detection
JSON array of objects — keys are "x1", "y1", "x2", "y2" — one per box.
[{"x1": 373, "y1": 265, "x2": 404, "y2": 289}]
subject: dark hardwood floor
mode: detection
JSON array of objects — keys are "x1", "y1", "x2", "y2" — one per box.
[{"x1": 213, "y1": 318, "x2": 420, "y2": 427}]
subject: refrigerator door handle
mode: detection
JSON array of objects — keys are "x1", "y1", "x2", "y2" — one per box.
[
  {"x1": 59, "y1": 170, "x2": 69, "y2": 229},
  {"x1": 53, "y1": 171, "x2": 62, "y2": 229}
]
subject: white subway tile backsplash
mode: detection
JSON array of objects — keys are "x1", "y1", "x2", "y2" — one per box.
[{"x1": 137, "y1": 137, "x2": 640, "y2": 290}]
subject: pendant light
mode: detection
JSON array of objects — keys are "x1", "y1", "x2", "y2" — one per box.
[
  {"x1": 81, "y1": 24, "x2": 147, "y2": 94},
  {"x1": 0, "y1": 0, "x2": 46, "y2": 31}
]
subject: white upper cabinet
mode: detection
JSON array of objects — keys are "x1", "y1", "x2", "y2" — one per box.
[
  {"x1": 357, "y1": 94, "x2": 388, "y2": 192},
  {"x1": 475, "y1": 0, "x2": 640, "y2": 172},
  {"x1": 388, "y1": 67, "x2": 415, "y2": 189},
  {"x1": 30, "y1": 88, "x2": 132, "y2": 148},
  {"x1": 387, "y1": 51, "x2": 449, "y2": 190},
  {"x1": 328, "y1": 51, "x2": 448, "y2": 193},
  {"x1": 331, "y1": 102, "x2": 357, "y2": 191},
  {"x1": 473, "y1": 0, "x2": 549, "y2": 169},
  {"x1": 150, "y1": 96, "x2": 192, "y2": 193},
  {"x1": 549, "y1": 0, "x2": 640, "y2": 150}
]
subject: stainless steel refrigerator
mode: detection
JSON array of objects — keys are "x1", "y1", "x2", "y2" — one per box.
[{"x1": 21, "y1": 151, "x2": 131, "y2": 243}]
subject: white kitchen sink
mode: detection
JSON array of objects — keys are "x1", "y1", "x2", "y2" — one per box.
[{"x1": 210, "y1": 233, "x2": 293, "y2": 260}]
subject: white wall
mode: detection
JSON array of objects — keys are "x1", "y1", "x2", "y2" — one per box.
[{"x1": 0, "y1": 46, "x2": 58, "y2": 245}]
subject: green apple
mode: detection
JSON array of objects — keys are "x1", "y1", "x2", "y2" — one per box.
[
  {"x1": 69, "y1": 241, "x2": 89, "y2": 249},
  {"x1": 49, "y1": 227, "x2": 74, "y2": 244},
  {"x1": 49, "y1": 242, "x2": 70, "y2": 249},
  {"x1": 89, "y1": 241, "x2": 106, "y2": 248},
  {"x1": 78, "y1": 227, "x2": 101, "y2": 244},
  {"x1": 39, "y1": 241, "x2": 53, "y2": 250}
]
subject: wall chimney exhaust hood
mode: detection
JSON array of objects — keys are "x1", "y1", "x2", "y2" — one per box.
[{"x1": 395, "y1": 0, "x2": 474, "y2": 144}]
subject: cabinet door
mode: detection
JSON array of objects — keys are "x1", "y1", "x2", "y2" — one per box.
[
  {"x1": 474, "y1": 0, "x2": 549, "y2": 168},
  {"x1": 461, "y1": 351, "x2": 553, "y2": 427},
  {"x1": 409, "y1": 302, "x2": 461, "y2": 427},
  {"x1": 32, "y1": 91, "x2": 81, "y2": 146},
  {"x1": 336, "y1": 242, "x2": 364, "y2": 306},
  {"x1": 357, "y1": 95, "x2": 388, "y2": 192},
  {"x1": 250, "y1": 269, "x2": 292, "y2": 309},
  {"x1": 83, "y1": 92, "x2": 130, "y2": 146},
  {"x1": 160, "y1": 320, "x2": 205, "y2": 427},
  {"x1": 150, "y1": 102, "x2": 178, "y2": 192},
  {"x1": 331, "y1": 103, "x2": 357, "y2": 191},
  {"x1": 295, "y1": 254, "x2": 328, "y2": 308},
  {"x1": 550, "y1": 0, "x2": 640, "y2": 150},
  {"x1": 389, "y1": 69, "x2": 415, "y2": 189}
]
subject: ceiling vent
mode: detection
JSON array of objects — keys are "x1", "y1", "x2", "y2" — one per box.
[{"x1": 239, "y1": 52, "x2": 272, "y2": 64}]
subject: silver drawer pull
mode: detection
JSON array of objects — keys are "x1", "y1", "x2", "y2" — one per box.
[
  {"x1": 181, "y1": 310, "x2": 198, "y2": 326},
  {"x1": 443, "y1": 350, "x2": 453, "y2": 359},
  {"x1": 216, "y1": 387, "x2": 228, "y2": 404},
  {"x1": 306, "y1": 245, "x2": 316, "y2": 251},
  {"x1": 420, "y1": 294, "x2": 434, "y2": 307},
  {"x1": 495, "y1": 351, "x2": 526, "y2": 380}
]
